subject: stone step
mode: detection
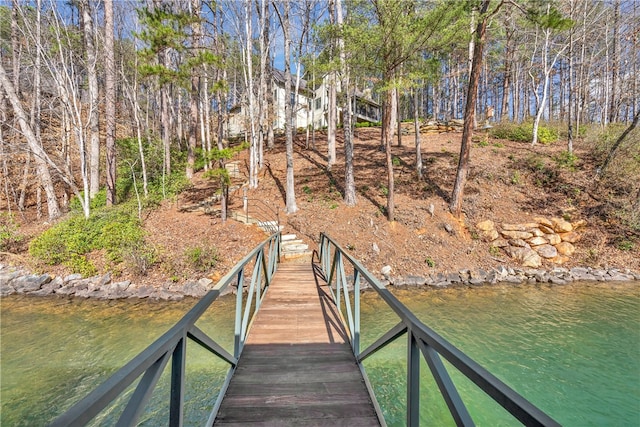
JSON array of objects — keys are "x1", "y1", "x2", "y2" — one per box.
[
  {"x1": 282, "y1": 239, "x2": 305, "y2": 246},
  {"x1": 282, "y1": 250, "x2": 313, "y2": 261},
  {"x1": 281, "y1": 234, "x2": 298, "y2": 242},
  {"x1": 281, "y1": 243, "x2": 309, "y2": 253}
]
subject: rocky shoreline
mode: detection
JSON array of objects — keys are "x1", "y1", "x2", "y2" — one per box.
[{"x1": 1, "y1": 263, "x2": 638, "y2": 301}]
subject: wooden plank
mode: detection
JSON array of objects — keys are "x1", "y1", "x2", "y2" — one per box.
[{"x1": 213, "y1": 263, "x2": 380, "y2": 426}]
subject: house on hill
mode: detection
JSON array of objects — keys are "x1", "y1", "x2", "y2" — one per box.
[{"x1": 227, "y1": 69, "x2": 381, "y2": 138}]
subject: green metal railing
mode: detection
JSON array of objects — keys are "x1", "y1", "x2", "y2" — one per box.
[
  {"x1": 49, "y1": 232, "x2": 280, "y2": 427},
  {"x1": 314, "y1": 233, "x2": 560, "y2": 427}
]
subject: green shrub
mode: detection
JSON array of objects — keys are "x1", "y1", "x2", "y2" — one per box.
[
  {"x1": 184, "y1": 245, "x2": 219, "y2": 272},
  {"x1": 0, "y1": 213, "x2": 22, "y2": 251},
  {"x1": 491, "y1": 122, "x2": 558, "y2": 144},
  {"x1": 29, "y1": 206, "x2": 150, "y2": 275},
  {"x1": 553, "y1": 151, "x2": 579, "y2": 171}
]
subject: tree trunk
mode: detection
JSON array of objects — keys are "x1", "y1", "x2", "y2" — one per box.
[
  {"x1": 450, "y1": 0, "x2": 492, "y2": 219},
  {"x1": 327, "y1": 0, "x2": 337, "y2": 170},
  {"x1": 186, "y1": 0, "x2": 201, "y2": 179},
  {"x1": 105, "y1": 0, "x2": 116, "y2": 205},
  {"x1": 0, "y1": 64, "x2": 62, "y2": 220},
  {"x1": 414, "y1": 88, "x2": 422, "y2": 180},
  {"x1": 278, "y1": 0, "x2": 297, "y2": 214},
  {"x1": 81, "y1": 0, "x2": 101, "y2": 198},
  {"x1": 382, "y1": 77, "x2": 395, "y2": 221},
  {"x1": 336, "y1": 0, "x2": 356, "y2": 206}
]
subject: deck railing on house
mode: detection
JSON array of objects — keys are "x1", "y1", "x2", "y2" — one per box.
[{"x1": 315, "y1": 232, "x2": 560, "y2": 427}]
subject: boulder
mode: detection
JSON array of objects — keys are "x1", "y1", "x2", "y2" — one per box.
[
  {"x1": 510, "y1": 238, "x2": 530, "y2": 248},
  {"x1": 545, "y1": 234, "x2": 562, "y2": 245},
  {"x1": 476, "y1": 220, "x2": 495, "y2": 231},
  {"x1": 550, "y1": 255, "x2": 570, "y2": 265},
  {"x1": 481, "y1": 229, "x2": 500, "y2": 241},
  {"x1": 559, "y1": 232, "x2": 581, "y2": 243},
  {"x1": 535, "y1": 244, "x2": 558, "y2": 259},
  {"x1": 501, "y1": 230, "x2": 533, "y2": 240},
  {"x1": 506, "y1": 247, "x2": 542, "y2": 268},
  {"x1": 555, "y1": 242, "x2": 576, "y2": 256},
  {"x1": 529, "y1": 228, "x2": 545, "y2": 237},
  {"x1": 572, "y1": 219, "x2": 588, "y2": 230},
  {"x1": 501, "y1": 223, "x2": 539, "y2": 231},
  {"x1": 380, "y1": 265, "x2": 392, "y2": 278},
  {"x1": 13, "y1": 274, "x2": 51, "y2": 293},
  {"x1": 491, "y1": 238, "x2": 510, "y2": 248},
  {"x1": 182, "y1": 281, "x2": 208, "y2": 297},
  {"x1": 551, "y1": 217, "x2": 573, "y2": 233},
  {"x1": 528, "y1": 236, "x2": 548, "y2": 246},
  {"x1": 533, "y1": 217, "x2": 553, "y2": 227},
  {"x1": 539, "y1": 224, "x2": 555, "y2": 234}
]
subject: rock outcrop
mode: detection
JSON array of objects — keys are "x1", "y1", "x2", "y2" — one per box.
[{"x1": 476, "y1": 216, "x2": 587, "y2": 268}]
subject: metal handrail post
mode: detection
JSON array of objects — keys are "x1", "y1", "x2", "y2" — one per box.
[
  {"x1": 407, "y1": 331, "x2": 420, "y2": 427},
  {"x1": 169, "y1": 337, "x2": 186, "y2": 427},
  {"x1": 234, "y1": 269, "x2": 245, "y2": 359},
  {"x1": 353, "y1": 270, "x2": 361, "y2": 356}
]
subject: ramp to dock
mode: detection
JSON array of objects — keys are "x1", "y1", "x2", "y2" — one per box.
[{"x1": 214, "y1": 263, "x2": 380, "y2": 426}]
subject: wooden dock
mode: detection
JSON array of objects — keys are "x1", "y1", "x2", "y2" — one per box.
[{"x1": 214, "y1": 263, "x2": 381, "y2": 426}]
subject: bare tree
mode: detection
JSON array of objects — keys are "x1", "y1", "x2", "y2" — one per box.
[
  {"x1": 0, "y1": 64, "x2": 62, "y2": 221},
  {"x1": 105, "y1": 0, "x2": 117, "y2": 205},
  {"x1": 450, "y1": 0, "x2": 504, "y2": 218},
  {"x1": 80, "y1": 0, "x2": 101, "y2": 198},
  {"x1": 274, "y1": 0, "x2": 298, "y2": 214}
]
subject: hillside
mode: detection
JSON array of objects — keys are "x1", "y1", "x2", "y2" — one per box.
[{"x1": 3, "y1": 126, "x2": 639, "y2": 286}]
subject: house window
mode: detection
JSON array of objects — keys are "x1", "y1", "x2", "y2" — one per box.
[{"x1": 315, "y1": 97, "x2": 321, "y2": 110}]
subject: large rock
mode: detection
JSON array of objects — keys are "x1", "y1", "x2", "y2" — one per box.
[
  {"x1": 572, "y1": 219, "x2": 588, "y2": 230},
  {"x1": 13, "y1": 274, "x2": 51, "y2": 293},
  {"x1": 559, "y1": 232, "x2": 581, "y2": 243},
  {"x1": 533, "y1": 217, "x2": 553, "y2": 228},
  {"x1": 501, "y1": 223, "x2": 539, "y2": 231},
  {"x1": 506, "y1": 247, "x2": 543, "y2": 268},
  {"x1": 501, "y1": 230, "x2": 533, "y2": 240},
  {"x1": 476, "y1": 220, "x2": 495, "y2": 231},
  {"x1": 528, "y1": 236, "x2": 548, "y2": 246},
  {"x1": 545, "y1": 234, "x2": 562, "y2": 245},
  {"x1": 535, "y1": 244, "x2": 558, "y2": 259},
  {"x1": 555, "y1": 242, "x2": 576, "y2": 256},
  {"x1": 551, "y1": 217, "x2": 573, "y2": 233}
]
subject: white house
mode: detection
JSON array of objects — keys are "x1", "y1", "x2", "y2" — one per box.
[{"x1": 226, "y1": 69, "x2": 381, "y2": 137}]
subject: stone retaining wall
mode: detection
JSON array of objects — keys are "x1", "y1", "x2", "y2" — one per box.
[{"x1": 2, "y1": 263, "x2": 638, "y2": 301}]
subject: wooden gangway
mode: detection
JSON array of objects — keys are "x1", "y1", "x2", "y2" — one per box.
[{"x1": 213, "y1": 262, "x2": 381, "y2": 426}]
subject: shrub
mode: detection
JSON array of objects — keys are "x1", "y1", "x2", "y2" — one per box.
[
  {"x1": 0, "y1": 213, "x2": 23, "y2": 251},
  {"x1": 490, "y1": 122, "x2": 558, "y2": 144},
  {"x1": 29, "y1": 206, "x2": 150, "y2": 275},
  {"x1": 184, "y1": 245, "x2": 219, "y2": 272},
  {"x1": 553, "y1": 151, "x2": 579, "y2": 171}
]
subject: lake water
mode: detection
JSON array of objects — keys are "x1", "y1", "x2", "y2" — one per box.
[{"x1": 1, "y1": 281, "x2": 639, "y2": 426}]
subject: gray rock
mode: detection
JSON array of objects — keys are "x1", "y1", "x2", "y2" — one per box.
[
  {"x1": 55, "y1": 285, "x2": 77, "y2": 296},
  {"x1": 469, "y1": 278, "x2": 485, "y2": 286},
  {"x1": 0, "y1": 270, "x2": 25, "y2": 285},
  {"x1": 549, "y1": 276, "x2": 568, "y2": 285},
  {"x1": 36, "y1": 277, "x2": 63, "y2": 293},
  {"x1": 444, "y1": 223, "x2": 454, "y2": 234},
  {"x1": 504, "y1": 275, "x2": 523, "y2": 284},
  {"x1": 13, "y1": 274, "x2": 51, "y2": 293},
  {"x1": 197, "y1": 277, "x2": 214, "y2": 289},
  {"x1": 447, "y1": 273, "x2": 462, "y2": 283},
  {"x1": 0, "y1": 283, "x2": 15, "y2": 296},
  {"x1": 535, "y1": 244, "x2": 558, "y2": 259},
  {"x1": 182, "y1": 281, "x2": 208, "y2": 297},
  {"x1": 380, "y1": 265, "x2": 392, "y2": 278},
  {"x1": 404, "y1": 275, "x2": 426, "y2": 286},
  {"x1": 64, "y1": 274, "x2": 83, "y2": 283}
]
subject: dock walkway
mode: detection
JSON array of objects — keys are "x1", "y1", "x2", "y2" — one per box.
[{"x1": 213, "y1": 263, "x2": 380, "y2": 426}]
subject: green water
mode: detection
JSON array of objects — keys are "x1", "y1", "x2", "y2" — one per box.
[{"x1": 1, "y1": 282, "x2": 639, "y2": 426}]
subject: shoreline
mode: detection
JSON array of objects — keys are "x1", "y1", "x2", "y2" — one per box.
[{"x1": 1, "y1": 263, "x2": 638, "y2": 301}]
